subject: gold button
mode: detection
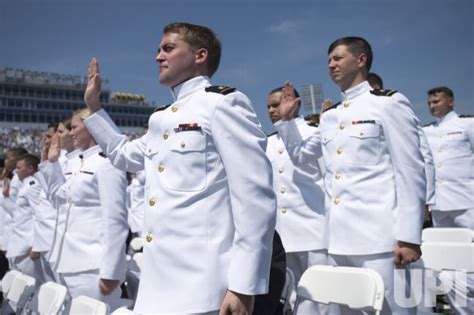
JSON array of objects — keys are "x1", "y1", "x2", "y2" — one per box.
[
  {"x1": 171, "y1": 105, "x2": 178, "y2": 112},
  {"x1": 280, "y1": 187, "x2": 286, "y2": 194},
  {"x1": 336, "y1": 148, "x2": 342, "y2": 155},
  {"x1": 146, "y1": 233, "x2": 153, "y2": 242},
  {"x1": 158, "y1": 163, "x2": 164, "y2": 172},
  {"x1": 282, "y1": 208, "x2": 287, "y2": 214},
  {"x1": 339, "y1": 123, "x2": 345, "y2": 130},
  {"x1": 180, "y1": 141, "x2": 186, "y2": 148},
  {"x1": 149, "y1": 197, "x2": 156, "y2": 206},
  {"x1": 163, "y1": 132, "x2": 169, "y2": 140},
  {"x1": 360, "y1": 132, "x2": 364, "y2": 136},
  {"x1": 278, "y1": 167, "x2": 284, "y2": 174},
  {"x1": 335, "y1": 173, "x2": 341, "y2": 180},
  {"x1": 278, "y1": 148, "x2": 284, "y2": 154},
  {"x1": 334, "y1": 197, "x2": 340, "y2": 205},
  {"x1": 343, "y1": 102, "x2": 349, "y2": 108}
]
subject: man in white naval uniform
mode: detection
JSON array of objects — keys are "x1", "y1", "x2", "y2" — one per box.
[
  {"x1": 275, "y1": 37, "x2": 426, "y2": 314},
  {"x1": 266, "y1": 86, "x2": 332, "y2": 314},
  {"x1": 423, "y1": 86, "x2": 474, "y2": 314},
  {"x1": 83, "y1": 22, "x2": 276, "y2": 314}
]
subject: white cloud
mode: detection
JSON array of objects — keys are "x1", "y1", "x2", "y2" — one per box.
[{"x1": 268, "y1": 19, "x2": 300, "y2": 34}]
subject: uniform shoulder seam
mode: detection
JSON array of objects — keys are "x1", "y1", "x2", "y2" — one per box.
[{"x1": 205, "y1": 85, "x2": 237, "y2": 95}]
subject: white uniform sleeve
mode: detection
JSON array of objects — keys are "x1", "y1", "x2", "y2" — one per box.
[
  {"x1": 211, "y1": 92, "x2": 276, "y2": 295},
  {"x1": 383, "y1": 94, "x2": 425, "y2": 245},
  {"x1": 97, "y1": 163, "x2": 128, "y2": 280},
  {"x1": 274, "y1": 119, "x2": 323, "y2": 172},
  {"x1": 84, "y1": 109, "x2": 146, "y2": 173},
  {"x1": 418, "y1": 126, "x2": 435, "y2": 205},
  {"x1": 38, "y1": 161, "x2": 67, "y2": 207}
]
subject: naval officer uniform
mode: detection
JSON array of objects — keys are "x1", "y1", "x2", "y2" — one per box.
[
  {"x1": 84, "y1": 75, "x2": 276, "y2": 314},
  {"x1": 275, "y1": 81, "x2": 426, "y2": 314}
]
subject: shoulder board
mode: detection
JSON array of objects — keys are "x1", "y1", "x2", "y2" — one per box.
[
  {"x1": 267, "y1": 131, "x2": 277, "y2": 137},
  {"x1": 205, "y1": 85, "x2": 237, "y2": 95},
  {"x1": 322, "y1": 101, "x2": 341, "y2": 113},
  {"x1": 460, "y1": 114, "x2": 474, "y2": 118},
  {"x1": 423, "y1": 121, "x2": 436, "y2": 127},
  {"x1": 98, "y1": 152, "x2": 107, "y2": 158},
  {"x1": 153, "y1": 104, "x2": 171, "y2": 113},
  {"x1": 29, "y1": 180, "x2": 35, "y2": 186},
  {"x1": 370, "y1": 89, "x2": 398, "y2": 97},
  {"x1": 307, "y1": 121, "x2": 319, "y2": 127}
]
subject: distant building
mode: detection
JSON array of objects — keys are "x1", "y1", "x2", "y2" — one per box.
[
  {"x1": 301, "y1": 83, "x2": 324, "y2": 114},
  {"x1": 0, "y1": 67, "x2": 154, "y2": 131}
]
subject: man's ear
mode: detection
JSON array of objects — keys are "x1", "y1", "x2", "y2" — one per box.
[
  {"x1": 195, "y1": 48, "x2": 208, "y2": 66},
  {"x1": 357, "y1": 53, "x2": 368, "y2": 70}
]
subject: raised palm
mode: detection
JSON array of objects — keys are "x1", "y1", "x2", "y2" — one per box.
[
  {"x1": 278, "y1": 81, "x2": 301, "y2": 121},
  {"x1": 47, "y1": 133, "x2": 61, "y2": 162},
  {"x1": 84, "y1": 58, "x2": 102, "y2": 112}
]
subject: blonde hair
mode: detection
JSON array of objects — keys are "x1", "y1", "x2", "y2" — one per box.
[{"x1": 73, "y1": 108, "x2": 92, "y2": 121}]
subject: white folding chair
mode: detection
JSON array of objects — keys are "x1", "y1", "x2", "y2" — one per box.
[
  {"x1": 132, "y1": 252, "x2": 144, "y2": 271},
  {"x1": 280, "y1": 267, "x2": 296, "y2": 314},
  {"x1": 111, "y1": 306, "x2": 135, "y2": 314},
  {"x1": 5, "y1": 273, "x2": 36, "y2": 314},
  {"x1": 129, "y1": 237, "x2": 144, "y2": 252},
  {"x1": 25, "y1": 281, "x2": 68, "y2": 315},
  {"x1": 69, "y1": 295, "x2": 107, "y2": 315},
  {"x1": 421, "y1": 242, "x2": 474, "y2": 272},
  {"x1": 422, "y1": 228, "x2": 474, "y2": 243},
  {"x1": 294, "y1": 265, "x2": 385, "y2": 315},
  {"x1": 0, "y1": 270, "x2": 22, "y2": 299}
]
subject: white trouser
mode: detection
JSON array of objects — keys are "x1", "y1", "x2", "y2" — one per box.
[
  {"x1": 330, "y1": 252, "x2": 416, "y2": 315},
  {"x1": 60, "y1": 269, "x2": 122, "y2": 312},
  {"x1": 288, "y1": 248, "x2": 338, "y2": 314},
  {"x1": 431, "y1": 208, "x2": 474, "y2": 314}
]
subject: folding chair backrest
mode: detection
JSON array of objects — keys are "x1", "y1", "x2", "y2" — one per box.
[
  {"x1": 421, "y1": 242, "x2": 474, "y2": 272},
  {"x1": 1, "y1": 270, "x2": 22, "y2": 297},
  {"x1": 295, "y1": 265, "x2": 384, "y2": 314},
  {"x1": 36, "y1": 281, "x2": 68, "y2": 315},
  {"x1": 422, "y1": 228, "x2": 474, "y2": 243},
  {"x1": 129, "y1": 237, "x2": 144, "y2": 252},
  {"x1": 69, "y1": 295, "x2": 107, "y2": 315},
  {"x1": 6, "y1": 273, "x2": 36, "y2": 312}
]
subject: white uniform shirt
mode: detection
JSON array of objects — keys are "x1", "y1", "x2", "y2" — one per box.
[
  {"x1": 266, "y1": 117, "x2": 326, "y2": 252},
  {"x1": 126, "y1": 170, "x2": 145, "y2": 234},
  {"x1": 423, "y1": 111, "x2": 474, "y2": 211},
  {"x1": 275, "y1": 81, "x2": 426, "y2": 255},
  {"x1": 3, "y1": 173, "x2": 22, "y2": 254},
  {"x1": 84, "y1": 75, "x2": 276, "y2": 314},
  {"x1": 41, "y1": 145, "x2": 128, "y2": 280}
]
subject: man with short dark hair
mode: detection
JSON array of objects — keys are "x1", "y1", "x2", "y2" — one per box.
[
  {"x1": 423, "y1": 86, "x2": 473, "y2": 314},
  {"x1": 83, "y1": 22, "x2": 276, "y2": 314},
  {"x1": 275, "y1": 36, "x2": 426, "y2": 314}
]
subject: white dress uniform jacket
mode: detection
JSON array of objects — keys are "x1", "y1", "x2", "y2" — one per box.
[
  {"x1": 84, "y1": 75, "x2": 276, "y2": 314},
  {"x1": 423, "y1": 111, "x2": 474, "y2": 211},
  {"x1": 275, "y1": 81, "x2": 426, "y2": 255},
  {"x1": 6, "y1": 176, "x2": 36, "y2": 258},
  {"x1": 2, "y1": 173, "x2": 21, "y2": 253},
  {"x1": 266, "y1": 117, "x2": 326, "y2": 252},
  {"x1": 126, "y1": 170, "x2": 145, "y2": 234},
  {"x1": 41, "y1": 145, "x2": 128, "y2": 280}
]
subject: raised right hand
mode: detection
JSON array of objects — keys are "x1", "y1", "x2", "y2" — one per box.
[
  {"x1": 278, "y1": 81, "x2": 301, "y2": 121},
  {"x1": 84, "y1": 57, "x2": 102, "y2": 112},
  {"x1": 47, "y1": 133, "x2": 61, "y2": 162}
]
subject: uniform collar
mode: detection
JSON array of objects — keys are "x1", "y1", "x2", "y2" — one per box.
[
  {"x1": 80, "y1": 145, "x2": 101, "y2": 159},
  {"x1": 170, "y1": 76, "x2": 211, "y2": 101},
  {"x1": 437, "y1": 110, "x2": 457, "y2": 124},
  {"x1": 340, "y1": 81, "x2": 371, "y2": 101}
]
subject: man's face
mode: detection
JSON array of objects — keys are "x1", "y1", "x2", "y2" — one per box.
[
  {"x1": 3, "y1": 152, "x2": 17, "y2": 172},
  {"x1": 155, "y1": 32, "x2": 199, "y2": 88},
  {"x1": 428, "y1": 92, "x2": 453, "y2": 117},
  {"x1": 70, "y1": 115, "x2": 93, "y2": 150},
  {"x1": 57, "y1": 123, "x2": 73, "y2": 150},
  {"x1": 16, "y1": 160, "x2": 32, "y2": 181},
  {"x1": 44, "y1": 126, "x2": 55, "y2": 147},
  {"x1": 267, "y1": 91, "x2": 283, "y2": 124},
  {"x1": 328, "y1": 44, "x2": 364, "y2": 91}
]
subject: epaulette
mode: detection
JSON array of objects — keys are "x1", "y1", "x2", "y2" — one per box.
[
  {"x1": 370, "y1": 89, "x2": 398, "y2": 97},
  {"x1": 205, "y1": 85, "x2": 236, "y2": 95},
  {"x1": 322, "y1": 101, "x2": 341, "y2": 113},
  {"x1": 423, "y1": 121, "x2": 435, "y2": 127},
  {"x1": 29, "y1": 180, "x2": 35, "y2": 186},
  {"x1": 307, "y1": 121, "x2": 319, "y2": 127},
  {"x1": 267, "y1": 131, "x2": 277, "y2": 137},
  {"x1": 153, "y1": 104, "x2": 171, "y2": 113},
  {"x1": 460, "y1": 114, "x2": 474, "y2": 118},
  {"x1": 99, "y1": 152, "x2": 107, "y2": 158}
]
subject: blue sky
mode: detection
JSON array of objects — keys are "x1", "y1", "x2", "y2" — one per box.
[{"x1": 1, "y1": 0, "x2": 472, "y2": 133}]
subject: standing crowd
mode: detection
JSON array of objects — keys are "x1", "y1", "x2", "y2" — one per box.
[{"x1": 1, "y1": 22, "x2": 473, "y2": 315}]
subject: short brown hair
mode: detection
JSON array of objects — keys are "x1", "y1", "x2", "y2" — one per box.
[
  {"x1": 19, "y1": 154, "x2": 40, "y2": 172},
  {"x1": 164, "y1": 22, "x2": 221, "y2": 77},
  {"x1": 427, "y1": 86, "x2": 454, "y2": 99},
  {"x1": 328, "y1": 37, "x2": 373, "y2": 73}
]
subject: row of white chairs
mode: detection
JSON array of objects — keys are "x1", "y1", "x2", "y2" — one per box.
[{"x1": 289, "y1": 227, "x2": 474, "y2": 315}]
